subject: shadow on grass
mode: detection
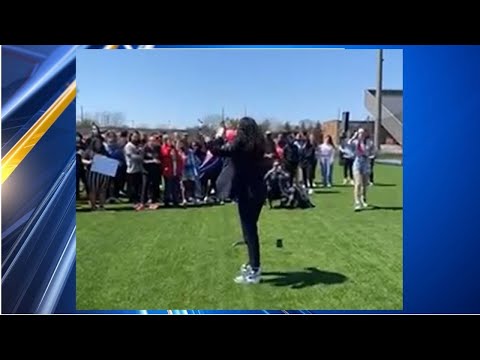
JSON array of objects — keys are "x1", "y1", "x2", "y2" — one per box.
[
  {"x1": 262, "y1": 267, "x2": 348, "y2": 289},
  {"x1": 366, "y1": 205, "x2": 403, "y2": 211},
  {"x1": 314, "y1": 190, "x2": 340, "y2": 194},
  {"x1": 76, "y1": 203, "x2": 224, "y2": 212},
  {"x1": 372, "y1": 183, "x2": 397, "y2": 187}
]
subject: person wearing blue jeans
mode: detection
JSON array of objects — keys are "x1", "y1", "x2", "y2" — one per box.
[
  {"x1": 348, "y1": 128, "x2": 375, "y2": 211},
  {"x1": 317, "y1": 135, "x2": 336, "y2": 188}
]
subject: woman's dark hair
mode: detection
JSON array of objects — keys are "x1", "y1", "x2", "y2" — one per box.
[
  {"x1": 91, "y1": 122, "x2": 101, "y2": 134},
  {"x1": 90, "y1": 137, "x2": 106, "y2": 155},
  {"x1": 129, "y1": 130, "x2": 141, "y2": 142},
  {"x1": 325, "y1": 135, "x2": 335, "y2": 148},
  {"x1": 120, "y1": 130, "x2": 129, "y2": 138},
  {"x1": 234, "y1": 117, "x2": 265, "y2": 158}
]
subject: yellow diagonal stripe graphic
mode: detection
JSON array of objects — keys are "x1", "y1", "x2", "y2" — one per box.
[{"x1": 1, "y1": 81, "x2": 77, "y2": 184}]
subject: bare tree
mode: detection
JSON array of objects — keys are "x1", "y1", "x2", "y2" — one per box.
[
  {"x1": 76, "y1": 118, "x2": 94, "y2": 129},
  {"x1": 136, "y1": 123, "x2": 150, "y2": 129},
  {"x1": 202, "y1": 114, "x2": 223, "y2": 129},
  {"x1": 110, "y1": 112, "x2": 126, "y2": 127},
  {"x1": 259, "y1": 118, "x2": 272, "y2": 133},
  {"x1": 283, "y1": 121, "x2": 292, "y2": 133}
]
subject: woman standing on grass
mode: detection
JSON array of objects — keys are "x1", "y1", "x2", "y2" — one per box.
[
  {"x1": 364, "y1": 133, "x2": 376, "y2": 186},
  {"x1": 76, "y1": 132, "x2": 88, "y2": 200},
  {"x1": 308, "y1": 133, "x2": 318, "y2": 188},
  {"x1": 300, "y1": 132, "x2": 315, "y2": 193},
  {"x1": 125, "y1": 131, "x2": 145, "y2": 211},
  {"x1": 82, "y1": 137, "x2": 110, "y2": 211},
  {"x1": 317, "y1": 135, "x2": 336, "y2": 188},
  {"x1": 348, "y1": 128, "x2": 375, "y2": 211},
  {"x1": 339, "y1": 132, "x2": 354, "y2": 185},
  {"x1": 211, "y1": 117, "x2": 267, "y2": 285}
]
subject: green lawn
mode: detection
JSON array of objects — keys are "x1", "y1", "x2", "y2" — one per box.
[{"x1": 76, "y1": 164, "x2": 403, "y2": 310}]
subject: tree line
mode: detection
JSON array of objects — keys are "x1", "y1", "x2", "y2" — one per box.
[{"x1": 77, "y1": 111, "x2": 325, "y2": 142}]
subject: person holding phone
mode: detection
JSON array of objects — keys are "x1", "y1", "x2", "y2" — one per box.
[
  {"x1": 211, "y1": 117, "x2": 267, "y2": 285},
  {"x1": 348, "y1": 128, "x2": 374, "y2": 211}
]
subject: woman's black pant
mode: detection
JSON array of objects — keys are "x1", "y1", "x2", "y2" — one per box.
[
  {"x1": 284, "y1": 163, "x2": 298, "y2": 187},
  {"x1": 76, "y1": 169, "x2": 89, "y2": 199},
  {"x1": 301, "y1": 165, "x2": 312, "y2": 188},
  {"x1": 115, "y1": 164, "x2": 127, "y2": 197},
  {"x1": 343, "y1": 158, "x2": 354, "y2": 179},
  {"x1": 142, "y1": 168, "x2": 161, "y2": 204},
  {"x1": 127, "y1": 172, "x2": 143, "y2": 204},
  {"x1": 164, "y1": 176, "x2": 181, "y2": 205},
  {"x1": 370, "y1": 158, "x2": 375, "y2": 183},
  {"x1": 237, "y1": 195, "x2": 264, "y2": 270},
  {"x1": 310, "y1": 159, "x2": 317, "y2": 185}
]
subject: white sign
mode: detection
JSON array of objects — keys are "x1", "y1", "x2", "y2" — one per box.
[{"x1": 91, "y1": 155, "x2": 119, "y2": 177}]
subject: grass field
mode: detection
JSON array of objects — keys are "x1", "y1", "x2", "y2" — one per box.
[{"x1": 76, "y1": 164, "x2": 403, "y2": 310}]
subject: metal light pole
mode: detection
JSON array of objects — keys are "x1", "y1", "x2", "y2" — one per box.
[{"x1": 375, "y1": 49, "x2": 383, "y2": 150}]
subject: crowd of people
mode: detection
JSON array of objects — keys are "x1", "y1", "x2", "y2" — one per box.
[{"x1": 76, "y1": 122, "x2": 376, "y2": 212}]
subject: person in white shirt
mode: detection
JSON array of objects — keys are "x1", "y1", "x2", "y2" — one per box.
[
  {"x1": 339, "y1": 132, "x2": 354, "y2": 185},
  {"x1": 317, "y1": 135, "x2": 336, "y2": 188},
  {"x1": 348, "y1": 128, "x2": 375, "y2": 211}
]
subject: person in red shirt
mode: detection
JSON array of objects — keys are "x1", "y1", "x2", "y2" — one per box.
[
  {"x1": 275, "y1": 133, "x2": 285, "y2": 161},
  {"x1": 161, "y1": 135, "x2": 183, "y2": 206}
]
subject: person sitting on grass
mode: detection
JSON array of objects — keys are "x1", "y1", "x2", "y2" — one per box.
[{"x1": 264, "y1": 160, "x2": 291, "y2": 209}]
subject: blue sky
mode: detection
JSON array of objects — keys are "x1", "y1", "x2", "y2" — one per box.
[{"x1": 77, "y1": 48, "x2": 402, "y2": 128}]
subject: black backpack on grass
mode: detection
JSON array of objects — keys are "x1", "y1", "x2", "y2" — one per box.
[{"x1": 284, "y1": 184, "x2": 315, "y2": 209}]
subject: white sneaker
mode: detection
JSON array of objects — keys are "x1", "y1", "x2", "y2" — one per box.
[
  {"x1": 240, "y1": 264, "x2": 262, "y2": 275},
  {"x1": 369, "y1": 182, "x2": 374, "y2": 187},
  {"x1": 361, "y1": 198, "x2": 368, "y2": 208},
  {"x1": 327, "y1": 184, "x2": 332, "y2": 188},
  {"x1": 354, "y1": 203, "x2": 362, "y2": 212},
  {"x1": 343, "y1": 179, "x2": 348, "y2": 185},
  {"x1": 349, "y1": 179, "x2": 354, "y2": 185},
  {"x1": 308, "y1": 189, "x2": 313, "y2": 195},
  {"x1": 235, "y1": 267, "x2": 261, "y2": 284}
]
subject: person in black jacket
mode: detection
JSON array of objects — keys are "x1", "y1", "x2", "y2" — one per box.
[
  {"x1": 300, "y1": 132, "x2": 315, "y2": 192},
  {"x1": 282, "y1": 134, "x2": 300, "y2": 187},
  {"x1": 211, "y1": 117, "x2": 267, "y2": 285},
  {"x1": 76, "y1": 132, "x2": 88, "y2": 199}
]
